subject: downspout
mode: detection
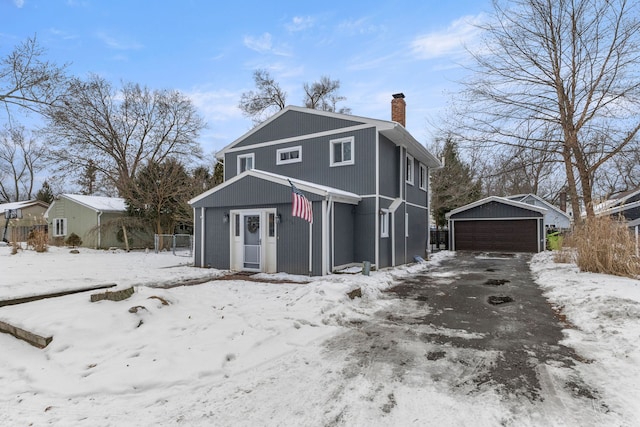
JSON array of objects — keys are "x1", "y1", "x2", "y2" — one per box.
[
  {"x1": 324, "y1": 195, "x2": 333, "y2": 275},
  {"x1": 374, "y1": 132, "x2": 380, "y2": 270},
  {"x1": 97, "y1": 211, "x2": 103, "y2": 249}
]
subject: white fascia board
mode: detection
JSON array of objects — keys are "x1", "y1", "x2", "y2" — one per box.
[{"x1": 445, "y1": 196, "x2": 547, "y2": 219}]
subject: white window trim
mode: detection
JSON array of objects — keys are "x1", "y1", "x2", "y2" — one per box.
[
  {"x1": 406, "y1": 153, "x2": 414, "y2": 185},
  {"x1": 380, "y1": 209, "x2": 389, "y2": 238},
  {"x1": 419, "y1": 163, "x2": 427, "y2": 191},
  {"x1": 237, "y1": 153, "x2": 255, "y2": 174},
  {"x1": 330, "y1": 136, "x2": 355, "y2": 167},
  {"x1": 276, "y1": 146, "x2": 302, "y2": 165},
  {"x1": 53, "y1": 218, "x2": 67, "y2": 237},
  {"x1": 405, "y1": 212, "x2": 409, "y2": 237}
]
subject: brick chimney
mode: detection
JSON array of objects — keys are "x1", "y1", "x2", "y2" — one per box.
[{"x1": 391, "y1": 93, "x2": 406, "y2": 127}]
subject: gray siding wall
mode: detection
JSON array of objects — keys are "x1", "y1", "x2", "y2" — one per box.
[
  {"x1": 379, "y1": 136, "x2": 400, "y2": 198},
  {"x1": 406, "y1": 204, "x2": 428, "y2": 261},
  {"x1": 270, "y1": 200, "x2": 322, "y2": 276},
  {"x1": 225, "y1": 128, "x2": 378, "y2": 196},
  {"x1": 450, "y1": 201, "x2": 544, "y2": 219},
  {"x1": 353, "y1": 198, "x2": 376, "y2": 265},
  {"x1": 333, "y1": 202, "x2": 355, "y2": 266},
  {"x1": 195, "y1": 206, "x2": 230, "y2": 269},
  {"x1": 192, "y1": 176, "x2": 323, "y2": 209},
  {"x1": 234, "y1": 110, "x2": 365, "y2": 148}
]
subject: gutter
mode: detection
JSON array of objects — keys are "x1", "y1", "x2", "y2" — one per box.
[{"x1": 97, "y1": 211, "x2": 103, "y2": 249}]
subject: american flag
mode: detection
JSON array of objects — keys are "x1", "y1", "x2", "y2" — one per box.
[{"x1": 290, "y1": 180, "x2": 313, "y2": 223}]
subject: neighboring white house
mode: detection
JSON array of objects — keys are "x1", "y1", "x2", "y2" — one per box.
[{"x1": 506, "y1": 194, "x2": 572, "y2": 230}]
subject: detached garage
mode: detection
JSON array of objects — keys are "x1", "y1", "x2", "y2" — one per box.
[{"x1": 446, "y1": 196, "x2": 546, "y2": 253}]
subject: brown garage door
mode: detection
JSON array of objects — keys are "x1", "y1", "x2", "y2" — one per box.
[{"x1": 454, "y1": 219, "x2": 538, "y2": 252}]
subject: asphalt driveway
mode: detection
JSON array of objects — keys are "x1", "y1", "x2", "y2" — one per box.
[
  {"x1": 323, "y1": 251, "x2": 608, "y2": 418},
  {"x1": 386, "y1": 251, "x2": 583, "y2": 399}
]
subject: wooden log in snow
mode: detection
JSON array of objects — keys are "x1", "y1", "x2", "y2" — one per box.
[{"x1": 0, "y1": 320, "x2": 53, "y2": 348}]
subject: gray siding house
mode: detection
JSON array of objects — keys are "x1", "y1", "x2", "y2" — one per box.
[{"x1": 189, "y1": 94, "x2": 441, "y2": 275}]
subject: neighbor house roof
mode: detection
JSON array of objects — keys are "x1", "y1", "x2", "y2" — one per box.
[
  {"x1": 215, "y1": 106, "x2": 442, "y2": 169},
  {"x1": 44, "y1": 194, "x2": 127, "y2": 219},
  {"x1": 189, "y1": 169, "x2": 362, "y2": 206},
  {"x1": 593, "y1": 187, "x2": 640, "y2": 216},
  {"x1": 0, "y1": 199, "x2": 49, "y2": 213},
  {"x1": 445, "y1": 196, "x2": 547, "y2": 219},
  {"x1": 505, "y1": 193, "x2": 570, "y2": 220}
]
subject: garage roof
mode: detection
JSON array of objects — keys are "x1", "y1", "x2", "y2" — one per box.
[{"x1": 446, "y1": 196, "x2": 547, "y2": 219}]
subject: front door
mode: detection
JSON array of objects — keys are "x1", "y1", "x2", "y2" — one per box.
[{"x1": 243, "y1": 213, "x2": 261, "y2": 271}]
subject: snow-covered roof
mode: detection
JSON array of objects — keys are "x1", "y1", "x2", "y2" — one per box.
[
  {"x1": 189, "y1": 169, "x2": 362, "y2": 205},
  {"x1": 60, "y1": 194, "x2": 127, "y2": 212},
  {"x1": 0, "y1": 199, "x2": 48, "y2": 213}
]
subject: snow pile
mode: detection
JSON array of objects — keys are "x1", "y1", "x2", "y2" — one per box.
[{"x1": 531, "y1": 251, "x2": 640, "y2": 422}]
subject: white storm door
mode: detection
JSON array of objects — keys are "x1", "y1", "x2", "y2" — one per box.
[{"x1": 242, "y1": 212, "x2": 262, "y2": 271}]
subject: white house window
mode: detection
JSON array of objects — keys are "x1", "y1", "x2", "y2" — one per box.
[
  {"x1": 330, "y1": 137, "x2": 354, "y2": 166},
  {"x1": 380, "y1": 209, "x2": 389, "y2": 238},
  {"x1": 406, "y1": 153, "x2": 414, "y2": 185},
  {"x1": 276, "y1": 146, "x2": 302, "y2": 165},
  {"x1": 405, "y1": 213, "x2": 409, "y2": 237},
  {"x1": 237, "y1": 153, "x2": 255, "y2": 174},
  {"x1": 419, "y1": 163, "x2": 427, "y2": 191},
  {"x1": 53, "y1": 218, "x2": 67, "y2": 237}
]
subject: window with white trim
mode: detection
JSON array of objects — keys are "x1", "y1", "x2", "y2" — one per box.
[
  {"x1": 380, "y1": 209, "x2": 389, "y2": 238},
  {"x1": 330, "y1": 136, "x2": 354, "y2": 166},
  {"x1": 276, "y1": 146, "x2": 302, "y2": 165},
  {"x1": 419, "y1": 163, "x2": 427, "y2": 191},
  {"x1": 237, "y1": 153, "x2": 255, "y2": 174},
  {"x1": 405, "y1": 213, "x2": 409, "y2": 237},
  {"x1": 53, "y1": 218, "x2": 67, "y2": 237},
  {"x1": 406, "y1": 153, "x2": 414, "y2": 185}
]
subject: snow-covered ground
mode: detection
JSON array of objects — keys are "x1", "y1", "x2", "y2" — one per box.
[{"x1": 0, "y1": 245, "x2": 639, "y2": 426}]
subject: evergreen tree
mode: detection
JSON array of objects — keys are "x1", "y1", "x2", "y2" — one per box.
[
  {"x1": 126, "y1": 158, "x2": 191, "y2": 235},
  {"x1": 35, "y1": 180, "x2": 54, "y2": 204},
  {"x1": 431, "y1": 138, "x2": 481, "y2": 227},
  {"x1": 77, "y1": 159, "x2": 97, "y2": 195}
]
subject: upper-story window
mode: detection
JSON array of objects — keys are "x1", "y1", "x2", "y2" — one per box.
[
  {"x1": 276, "y1": 146, "x2": 302, "y2": 165},
  {"x1": 237, "y1": 153, "x2": 255, "y2": 174},
  {"x1": 406, "y1": 153, "x2": 414, "y2": 185},
  {"x1": 419, "y1": 163, "x2": 427, "y2": 191},
  {"x1": 330, "y1": 136, "x2": 354, "y2": 167}
]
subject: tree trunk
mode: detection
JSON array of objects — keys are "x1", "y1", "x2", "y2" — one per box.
[{"x1": 121, "y1": 225, "x2": 130, "y2": 252}]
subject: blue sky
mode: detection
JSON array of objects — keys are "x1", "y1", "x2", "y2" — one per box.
[{"x1": 2, "y1": 0, "x2": 490, "y2": 156}]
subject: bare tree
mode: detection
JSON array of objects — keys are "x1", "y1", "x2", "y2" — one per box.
[
  {"x1": 45, "y1": 74, "x2": 205, "y2": 198},
  {"x1": 303, "y1": 76, "x2": 351, "y2": 114},
  {"x1": 238, "y1": 69, "x2": 287, "y2": 125},
  {"x1": 0, "y1": 36, "x2": 68, "y2": 118},
  {"x1": 239, "y1": 70, "x2": 350, "y2": 125},
  {"x1": 453, "y1": 0, "x2": 640, "y2": 220},
  {"x1": 0, "y1": 124, "x2": 46, "y2": 202}
]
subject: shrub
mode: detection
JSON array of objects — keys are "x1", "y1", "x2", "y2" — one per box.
[
  {"x1": 27, "y1": 229, "x2": 48, "y2": 253},
  {"x1": 65, "y1": 232, "x2": 83, "y2": 248},
  {"x1": 570, "y1": 216, "x2": 639, "y2": 278}
]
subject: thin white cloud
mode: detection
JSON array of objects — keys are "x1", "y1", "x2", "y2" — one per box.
[
  {"x1": 411, "y1": 14, "x2": 485, "y2": 60},
  {"x1": 243, "y1": 32, "x2": 291, "y2": 56},
  {"x1": 337, "y1": 17, "x2": 383, "y2": 35},
  {"x1": 13, "y1": 0, "x2": 25, "y2": 8},
  {"x1": 96, "y1": 32, "x2": 143, "y2": 50},
  {"x1": 286, "y1": 16, "x2": 314, "y2": 32},
  {"x1": 243, "y1": 32, "x2": 273, "y2": 53}
]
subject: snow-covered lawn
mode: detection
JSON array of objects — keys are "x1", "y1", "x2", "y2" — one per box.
[{"x1": 0, "y1": 246, "x2": 639, "y2": 426}]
